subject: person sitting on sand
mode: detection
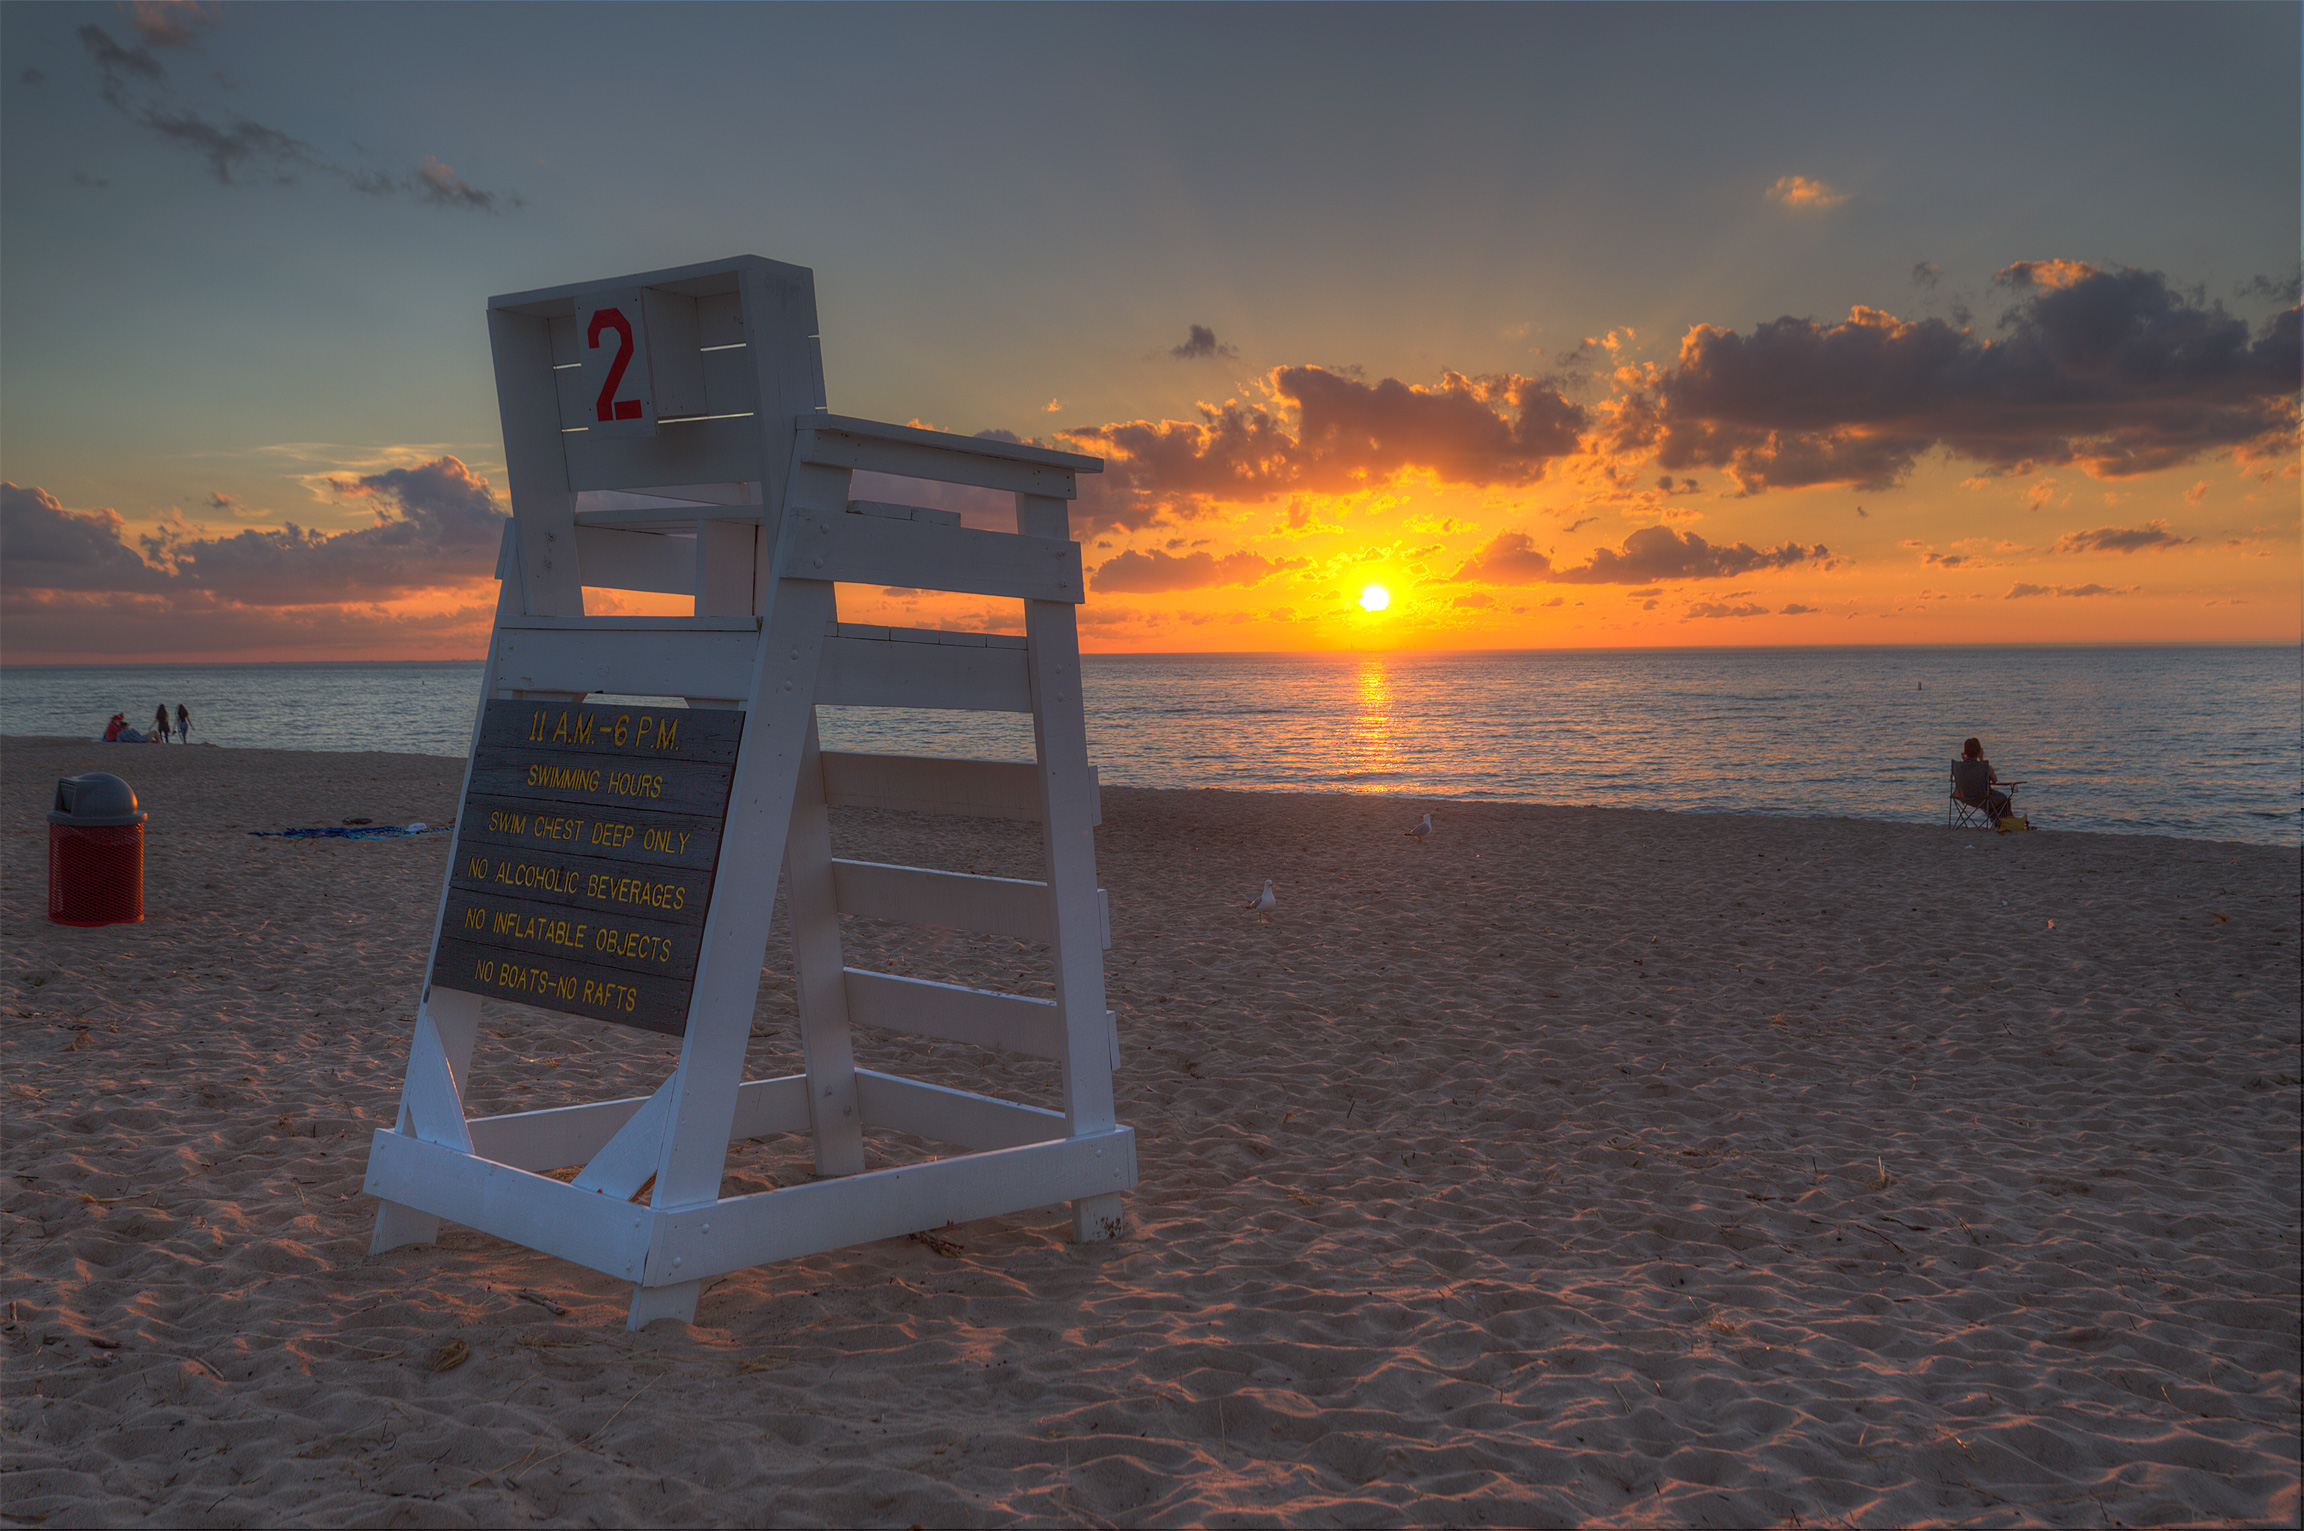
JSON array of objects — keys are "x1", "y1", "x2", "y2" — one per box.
[
  {"x1": 1952, "y1": 737, "x2": 2012, "y2": 821},
  {"x1": 103, "y1": 713, "x2": 126, "y2": 742},
  {"x1": 154, "y1": 704, "x2": 172, "y2": 744}
]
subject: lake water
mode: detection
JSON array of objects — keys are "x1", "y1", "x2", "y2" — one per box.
[{"x1": 5, "y1": 646, "x2": 2296, "y2": 847}]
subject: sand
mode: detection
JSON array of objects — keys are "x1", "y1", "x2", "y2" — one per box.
[{"x1": 3, "y1": 734, "x2": 2297, "y2": 1528}]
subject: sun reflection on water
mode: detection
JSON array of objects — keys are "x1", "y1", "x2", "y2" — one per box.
[{"x1": 1346, "y1": 658, "x2": 1406, "y2": 786}]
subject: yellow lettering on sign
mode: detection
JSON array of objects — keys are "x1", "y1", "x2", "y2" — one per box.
[
  {"x1": 526, "y1": 763, "x2": 601, "y2": 792},
  {"x1": 487, "y1": 809, "x2": 528, "y2": 836}
]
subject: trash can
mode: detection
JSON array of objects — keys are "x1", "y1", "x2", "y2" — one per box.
[{"x1": 49, "y1": 773, "x2": 147, "y2": 927}]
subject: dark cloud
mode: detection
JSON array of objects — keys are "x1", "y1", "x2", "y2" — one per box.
[
  {"x1": 1619, "y1": 262, "x2": 2299, "y2": 492},
  {"x1": 1090, "y1": 547, "x2": 1296, "y2": 593},
  {"x1": 2, "y1": 485, "x2": 171, "y2": 593},
  {"x1": 77, "y1": 22, "x2": 166, "y2": 101},
  {"x1": 20, "y1": 66, "x2": 48, "y2": 85},
  {"x1": 1171, "y1": 325, "x2": 1239, "y2": 362},
  {"x1": 1, "y1": 458, "x2": 506, "y2": 609},
  {"x1": 1911, "y1": 262, "x2": 1941, "y2": 289},
  {"x1": 140, "y1": 104, "x2": 317, "y2": 184},
  {"x1": 2005, "y1": 581, "x2": 2133, "y2": 599},
  {"x1": 74, "y1": 21, "x2": 517, "y2": 209},
  {"x1": 2238, "y1": 271, "x2": 2302, "y2": 307},
  {"x1": 1065, "y1": 366, "x2": 1586, "y2": 527},
  {"x1": 1779, "y1": 603, "x2": 1820, "y2": 615},
  {"x1": 1448, "y1": 532, "x2": 1555, "y2": 584},
  {"x1": 1686, "y1": 600, "x2": 1769, "y2": 619},
  {"x1": 1448, "y1": 525, "x2": 1824, "y2": 587},
  {"x1": 2051, "y1": 521, "x2": 2191, "y2": 554},
  {"x1": 1547, "y1": 526, "x2": 1826, "y2": 584}
]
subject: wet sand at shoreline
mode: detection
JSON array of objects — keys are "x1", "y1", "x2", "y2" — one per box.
[{"x1": 4, "y1": 736, "x2": 2296, "y2": 1526}]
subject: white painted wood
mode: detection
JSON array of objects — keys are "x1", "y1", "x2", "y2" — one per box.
[
  {"x1": 847, "y1": 499, "x2": 962, "y2": 527},
  {"x1": 649, "y1": 576, "x2": 836, "y2": 1213},
  {"x1": 728, "y1": 1073, "x2": 813, "y2": 1140},
  {"x1": 467, "y1": 1093, "x2": 651, "y2": 1172},
  {"x1": 640, "y1": 287, "x2": 709, "y2": 418},
  {"x1": 817, "y1": 632, "x2": 1032, "y2": 712},
  {"x1": 795, "y1": 426, "x2": 1078, "y2": 499},
  {"x1": 564, "y1": 414, "x2": 767, "y2": 494},
  {"x1": 854, "y1": 1069, "x2": 1066, "y2": 1149},
  {"x1": 571, "y1": 1074, "x2": 678, "y2": 1197},
  {"x1": 402, "y1": 1011, "x2": 474, "y2": 1152},
  {"x1": 554, "y1": 346, "x2": 760, "y2": 435},
  {"x1": 695, "y1": 290, "x2": 744, "y2": 348},
  {"x1": 487, "y1": 307, "x2": 584, "y2": 615},
  {"x1": 464, "y1": 1072, "x2": 813, "y2": 1173},
  {"x1": 805, "y1": 414, "x2": 1101, "y2": 472},
  {"x1": 818, "y1": 752, "x2": 1100, "y2": 824},
  {"x1": 842, "y1": 969, "x2": 1063, "y2": 1059},
  {"x1": 781, "y1": 508, "x2": 1083, "y2": 603},
  {"x1": 1072, "y1": 1193, "x2": 1125, "y2": 1243},
  {"x1": 492, "y1": 622, "x2": 757, "y2": 699},
  {"x1": 832, "y1": 860, "x2": 1053, "y2": 942},
  {"x1": 648, "y1": 1127, "x2": 1136, "y2": 1282},
  {"x1": 1017, "y1": 493, "x2": 1118, "y2": 1140},
  {"x1": 782, "y1": 719, "x2": 866, "y2": 1176},
  {"x1": 364, "y1": 1129, "x2": 655, "y2": 1281},
  {"x1": 771, "y1": 461, "x2": 851, "y2": 615},
  {"x1": 368, "y1": 1200, "x2": 440, "y2": 1256},
  {"x1": 698, "y1": 520, "x2": 756, "y2": 615},
  {"x1": 740, "y1": 264, "x2": 826, "y2": 529},
  {"x1": 627, "y1": 1279, "x2": 700, "y2": 1330},
  {"x1": 575, "y1": 525, "x2": 696, "y2": 595}
]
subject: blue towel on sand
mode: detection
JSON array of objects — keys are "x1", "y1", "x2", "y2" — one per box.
[{"x1": 249, "y1": 824, "x2": 450, "y2": 840}]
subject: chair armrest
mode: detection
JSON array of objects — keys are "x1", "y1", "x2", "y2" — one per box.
[{"x1": 802, "y1": 414, "x2": 1103, "y2": 473}]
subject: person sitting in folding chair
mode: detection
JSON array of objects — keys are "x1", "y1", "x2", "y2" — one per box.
[{"x1": 1949, "y1": 736, "x2": 2019, "y2": 827}]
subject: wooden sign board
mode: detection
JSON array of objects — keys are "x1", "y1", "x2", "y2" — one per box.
[{"x1": 430, "y1": 699, "x2": 743, "y2": 1035}]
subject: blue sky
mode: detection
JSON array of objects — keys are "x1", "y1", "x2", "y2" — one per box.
[{"x1": 3, "y1": 2, "x2": 2296, "y2": 659}]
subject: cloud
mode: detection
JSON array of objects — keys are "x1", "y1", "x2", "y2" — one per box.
[
  {"x1": 2051, "y1": 521, "x2": 2191, "y2": 554},
  {"x1": 2004, "y1": 582, "x2": 2136, "y2": 599},
  {"x1": 1171, "y1": 325, "x2": 1239, "y2": 362},
  {"x1": 2, "y1": 457, "x2": 505, "y2": 608},
  {"x1": 1448, "y1": 531, "x2": 1555, "y2": 584},
  {"x1": 1616, "y1": 263, "x2": 2300, "y2": 492},
  {"x1": 1767, "y1": 175, "x2": 1849, "y2": 210},
  {"x1": 2238, "y1": 271, "x2": 2302, "y2": 307},
  {"x1": 1546, "y1": 525, "x2": 1826, "y2": 584},
  {"x1": 1686, "y1": 601, "x2": 1770, "y2": 619},
  {"x1": 1089, "y1": 547, "x2": 1296, "y2": 593},
  {"x1": 74, "y1": 19, "x2": 517, "y2": 210},
  {"x1": 1450, "y1": 525, "x2": 1825, "y2": 586},
  {"x1": 2, "y1": 484, "x2": 172, "y2": 593},
  {"x1": 126, "y1": 2, "x2": 218, "y2": 49},
  {"x1": 1779, "y1": 603, "x2": 1820, "y2": 615},
  {"x1": 1912, "y1": 262, "x2": 1941, "y2": 289},
  {"x1": 1066, "y1": 366, "x2": 1587, "y2": 524}
]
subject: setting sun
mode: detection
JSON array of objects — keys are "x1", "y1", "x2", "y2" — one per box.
[{"x1": 1359, "y1": 584, "x2": 1391, "y2": 613}]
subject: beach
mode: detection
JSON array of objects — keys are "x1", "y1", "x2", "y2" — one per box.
[{"x1": 3, "y1": 735, "x2": 2296, "y2": 1527}]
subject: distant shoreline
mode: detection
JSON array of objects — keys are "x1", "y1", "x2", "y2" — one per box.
[
  {"x1": 3, "y1": 638, "x2": 2298, "y2": 670},
  {"x1": 5, "y1": 733, "x2": 2292, "y2": 854}
]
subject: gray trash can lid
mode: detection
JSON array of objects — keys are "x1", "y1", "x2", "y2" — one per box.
[{"x1": 51, "y1": 772, "x2": 148, "y2": 827}]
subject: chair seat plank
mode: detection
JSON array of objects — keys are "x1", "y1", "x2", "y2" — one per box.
[{"x1": 842, "y1": 968, "x2": 1065, "y2": 1058}]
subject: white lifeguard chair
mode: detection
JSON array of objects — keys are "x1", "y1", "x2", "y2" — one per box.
[{"x1": 363, "y1": 255, "x2": 1132, "y2": 1329}]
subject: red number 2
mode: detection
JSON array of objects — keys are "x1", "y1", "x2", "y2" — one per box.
[{"x1": 588, "y1": 308, "x2": 644, "y2": 422}]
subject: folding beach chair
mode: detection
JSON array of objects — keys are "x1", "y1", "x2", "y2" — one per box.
[{"x1": 1946, "y1": 761, "x2": 2021, "y2": 830}]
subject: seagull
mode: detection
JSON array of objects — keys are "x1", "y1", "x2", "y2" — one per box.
[
  {"x1": 1243, "y1": 879, "x2": 1277, "y2": 920},
  {"x1": 1403, "y1": 812, "x2": 1433, "y2": 846}
]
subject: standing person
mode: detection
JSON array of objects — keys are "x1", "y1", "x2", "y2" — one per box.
[
  {"x1": 1952, "y1": 737, "x2": 2012, "y2": 820},
  {"x1": 176, "y1": 703, "x2": 190, "y2": 743},
  {"x1": 154, "y1": 704, "x2": 172, "y2": 743}
]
